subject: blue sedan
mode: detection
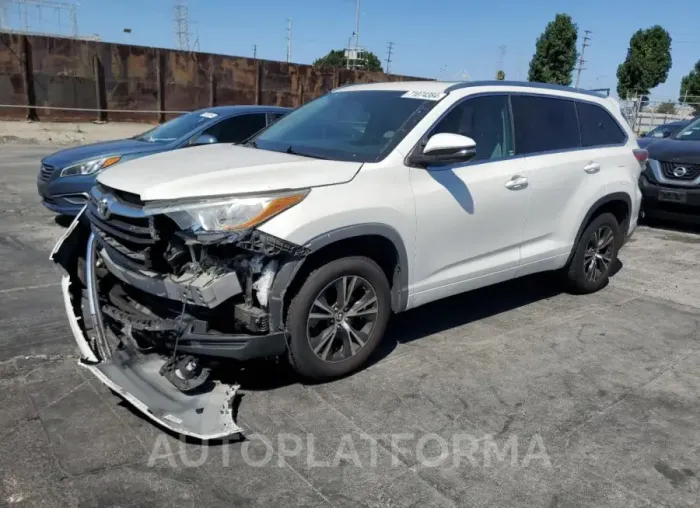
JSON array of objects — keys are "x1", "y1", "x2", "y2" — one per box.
[{"x1": 37, "y1": 105, "x2": 291, "y2": 216}]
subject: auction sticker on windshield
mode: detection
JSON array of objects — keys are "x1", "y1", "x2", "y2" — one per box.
[
  {"x1": 200, "y1": 112, "x2": 218, "y2": 119},
  {"x1": 401, "y1": 91, "x2": 446, "y2": 101}
]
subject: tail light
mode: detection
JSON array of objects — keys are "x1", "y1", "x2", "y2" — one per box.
[{"x1": 633, "y1": 148, "x2": 648, "y2": 169}]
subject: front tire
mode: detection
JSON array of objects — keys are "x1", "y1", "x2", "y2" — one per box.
[
  {"x1": 286, "y1": 256, "x2": 391, "y2": 381},
  {"x1": 564, "y1": 212, "x2": 621, "y2": 294}
]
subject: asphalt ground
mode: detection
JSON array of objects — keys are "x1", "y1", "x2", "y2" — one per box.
[{"x1": 1, "y1": 143, "x2": 699, "y2": 507}]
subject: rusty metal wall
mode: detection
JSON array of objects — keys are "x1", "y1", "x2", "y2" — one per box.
[{"x1": 0, "y1": 33, "x2": 428, "y2": 122}]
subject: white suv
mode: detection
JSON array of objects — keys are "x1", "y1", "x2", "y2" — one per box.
[{"x1": 53, "y1": 81, "x2": 646, "y2": 438}]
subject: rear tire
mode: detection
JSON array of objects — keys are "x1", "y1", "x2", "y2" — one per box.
[
  {"x1": 286, "y1": 256, "x2": 391, "y2": 381},
  {"x1": 564, "y1": 212, "x2": 621, "y2": 294}
]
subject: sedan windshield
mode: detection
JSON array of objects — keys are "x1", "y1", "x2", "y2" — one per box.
[
  {"x1": 134, "y1": 110, "x2": 220, "y2": 143},
  {"x1": 251, "y1": 90, "x2": 440, "y2": 162},
  {"x1": 674, "y1": 117, "x2": 700, "y2": 141}
]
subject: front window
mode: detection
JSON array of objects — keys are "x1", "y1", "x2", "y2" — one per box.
[
  {"x1": 250, "y1": 90, "x2": 439, "y2": 162},
  {"x1": 674, "y1": 118, "x2": 700, "y2": 140},
  {"x1": 134, "y1": 110, "x2": 220, "y2": 143}
]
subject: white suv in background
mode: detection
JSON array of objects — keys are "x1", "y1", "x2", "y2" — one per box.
[{"x1": 53, "y1": 80, "x2": 646, "y2": 438}]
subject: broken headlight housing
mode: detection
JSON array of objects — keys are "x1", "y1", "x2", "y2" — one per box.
[{"x1": 142, "y1": 190, "x2": 309, "y2": 234}]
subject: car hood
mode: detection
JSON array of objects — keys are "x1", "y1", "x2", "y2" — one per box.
[
  {"x1": 42, "y1": 138, "x2": 165, "y2": 168},
  {"x1": 646, "y1": 138, "x2": 700, "y2": 164},
  {"x1": 636, "y1": 137, "x2": 659, "y2": 149},
  {"x1": 97, "y1": 144, "x2": 364, "y2": 201}
]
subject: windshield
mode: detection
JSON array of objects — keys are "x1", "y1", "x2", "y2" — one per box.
[
  {"x1": 250, "y1": 90, "x2": 440, "y2": 162},
  {"x1": 646, "y1": 124, "x2": 678, "y2": 138},
  {"x1": 674, "y1": 117, "x2": 700, "y2": 141},
  {"x1": 134, "y1": 110, "x2": 220, "y2": 143}
]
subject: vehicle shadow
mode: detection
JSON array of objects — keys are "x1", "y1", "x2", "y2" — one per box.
[
  {"x1": 641, "y1": 218, "x2": 700, "y2": 237},
  {"x1": 224, "y1": 272, "x2": 570, "y2": 390},
  {"x1": 54, "y1": 214, "x2": 74, "y2": 228},
  {"x1": 368, "y1": 272, "x2": 565, "y2": 368}
]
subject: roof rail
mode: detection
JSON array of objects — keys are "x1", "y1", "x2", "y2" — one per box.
[
  {"x1": 587, "y1": 88, "x2": 611, "y2": 98},
  {"x1": 444, "y1": 80, "x2": 607, "y2": 99}
]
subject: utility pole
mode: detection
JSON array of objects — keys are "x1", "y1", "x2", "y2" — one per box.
[
  {"x1": 574, "y1": 29, "x2": 591, "y2": 88},
  {"x1": 497, "y1": 45, "x2": 506, "y2": 71},
  {"x1": 386, "y1": 42, "x2": 394, "y2": 74},
  {"x1": 354, "y1": 0, "x2": 360, "y2": 48},
  {"x1": 252, "y1": 44, "x2": 257, "y2": 59},
  {"x1": 286, "y1": 18, "x2": 292, "y2": 63}
]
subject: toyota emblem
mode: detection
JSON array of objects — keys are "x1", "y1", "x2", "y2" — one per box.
[
  {"x1": 97, "y1": 197, "x2": 110, "y2": 219},
  {"x1": 673, "y1": 166, "x2": 688, "y2": 178}
]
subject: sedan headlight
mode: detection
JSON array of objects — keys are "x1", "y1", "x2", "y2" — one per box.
[
  {"x1": 60, "y1": 156, "x2": 121, "y2": 177},
  {"x1": 142, "y1": 190, "x2": 309, "y2": 234}
]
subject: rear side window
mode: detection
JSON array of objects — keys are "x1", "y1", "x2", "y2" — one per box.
[
  {"x1": 511, "y1": 95, "x2": 581, "y2": 155},
  {"x1": 576, "y1": 101, "x2": 626, "y2": 147}
]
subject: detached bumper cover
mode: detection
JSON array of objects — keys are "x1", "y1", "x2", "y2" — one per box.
[{"x1": 52, "y1": 215, "x2": 251, "y2": 440}]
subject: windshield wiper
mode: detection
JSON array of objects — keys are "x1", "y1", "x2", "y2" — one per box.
[{"x1": 285, "y1": 145, "x2": 327, "y2": 160}]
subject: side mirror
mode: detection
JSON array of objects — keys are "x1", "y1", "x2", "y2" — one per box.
[
  {"x1": 410, "y1": 133, "x2": 477, "y2": 168},
  {"x1": 192, "y1": 134, "x2": 217, "y2": 145},
  {"x1": 662, "y1": 131, "x2": 672, "y2": 138}
]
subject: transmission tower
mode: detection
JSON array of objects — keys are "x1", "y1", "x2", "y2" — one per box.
[
  {"x1": 173, "y1": 0, "x2": 190, "y2": 50},
  {"x1": 385, "y1": 42, "x2": 394, "y2": 74},
  {"x1": 4, "y1": 0, "x2": 79, "y2": 36},
  {"x1": 574, "y1": 30, "x2": 592, "y2": 88}
]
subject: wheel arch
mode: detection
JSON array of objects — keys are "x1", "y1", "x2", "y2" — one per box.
[
  {"x1": 566, "y1": 192, "x2": 632, "y2": 266},
  {"x1": 268, "y1": 224, "x2": 410, "y2": 333}
]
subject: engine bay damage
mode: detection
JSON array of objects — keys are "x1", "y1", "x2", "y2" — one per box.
[{"x1": 52, "y1": 204, "x2": 309, "y2": 439}]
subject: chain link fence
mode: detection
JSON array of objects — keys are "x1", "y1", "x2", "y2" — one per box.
[{"x1": 620, "y1": 96, "x2": 700, "y2": 136}]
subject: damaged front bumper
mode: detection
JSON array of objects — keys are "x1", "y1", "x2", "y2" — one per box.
[{"x1": 51, "y1": 208, "x2": 294, "y2": 440}]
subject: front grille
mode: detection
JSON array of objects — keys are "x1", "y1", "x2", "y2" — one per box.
[
  {"x1": 86, "y1": 198, "x2": 158, "y2": 271},
  {"x1": 38, "y1": 163, "x2": 55, "y2": 182},
  {"x1": 660, "y1": 161, "x2": 700, "y2": 181}
]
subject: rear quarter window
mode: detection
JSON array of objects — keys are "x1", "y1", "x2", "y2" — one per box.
[
  {"x1": 511, "y1": 95, "x2": 581, "y2": 155},
  {"x1": 576, "y1": 101, "x2": 626, "y2": 147}
]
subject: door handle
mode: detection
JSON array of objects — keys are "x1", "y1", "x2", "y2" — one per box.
[
  {"x1": 584, "y1": 162, "x2": 601, "y2": 174},
  {"x1": 505, "y1": 175, "x2": 528, "y2": 190}
]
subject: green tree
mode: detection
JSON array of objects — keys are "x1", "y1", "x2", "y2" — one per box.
[
  {"x1": 313, "y1": 49, "x2": 383, "y2": 72},
  {"x1": 656, "y1": 101, "x2": 676, "y2": 115},
  {"x1": 527, "y1": 14, "x2": 578, "y2": 85},
  {"x1": 679, "y1": 60, "x2": 700, "y2": 115},
  {"x1": 496, "y1": 70, "x2": 505, "y2": 80},
  {"x1": 616, "y1": 26, "x2": 672, "y2": 100}
]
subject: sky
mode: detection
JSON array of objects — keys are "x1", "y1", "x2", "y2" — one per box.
[{"x1": 6, "y1": 0, "x2": 700, "y2": 100}]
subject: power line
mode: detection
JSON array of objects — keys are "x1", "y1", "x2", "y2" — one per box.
[
  {"x1": 286, "y1": 18, "x2": 292, "y2": 63},
  {"x1": 574, "y1": 29, "x2": 591, "y2": 88},
  {"x1": 386, "y1": 41, "x2": 394, "y2": 74}
]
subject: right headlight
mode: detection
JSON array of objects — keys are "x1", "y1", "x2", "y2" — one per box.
[{"x1": 142, "y1": 190, "x2": 309, "y2": 234}]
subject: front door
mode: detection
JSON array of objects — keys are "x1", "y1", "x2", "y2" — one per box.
[{"x1": 408, "y1": 94, "x2": 530, "y2": 307}]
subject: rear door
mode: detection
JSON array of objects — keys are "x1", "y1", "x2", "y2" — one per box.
[
  {"x1": 514, "y1": 95, "x2": 629, "y2": 275},
  {"x1": 511, "y1": 94, "x2": 587, "y2": 272}
]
